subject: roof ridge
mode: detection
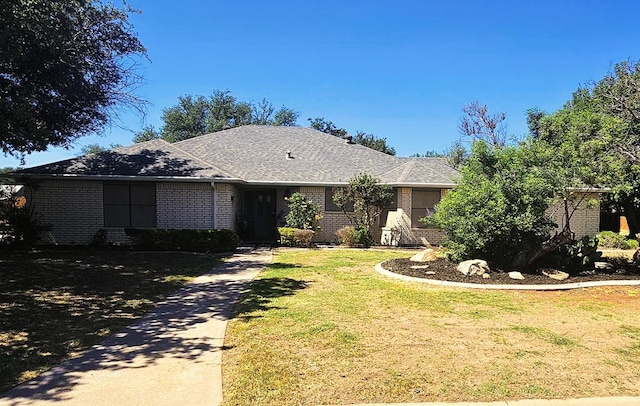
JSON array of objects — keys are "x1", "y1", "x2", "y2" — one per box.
[{"x1": 397, "y1": 159, "x2": 417, "y2": 183}]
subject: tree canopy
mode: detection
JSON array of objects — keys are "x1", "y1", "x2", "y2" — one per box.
[
  {"x1": 133, "y1": 90, "x2": 299, "y2": 143},
  {"x1": 1, "y1": 0, "x2": 147, "y2": 159},
  {"x1": 307, "y1": 117, "x2": 396, "y2": 156},
  {"x1": 533, "y1": 59, "x2": 640, "y2": 236}
]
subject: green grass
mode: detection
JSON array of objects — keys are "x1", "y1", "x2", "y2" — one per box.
[
  {"x1": 223, "y1": 249, "x2": 640, "y2": 405},
  {"x1": 0, "y1": 250, "x2": 218, "y2": 393},
  {"x1": 510, "y1": 325, "x2": 579, "y2": 347}
]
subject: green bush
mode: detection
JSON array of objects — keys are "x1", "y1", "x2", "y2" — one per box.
[
  {"x1": 124, "y1": 228, "x2": 239, "y2": 252},
  {"x1": 428, "y1": 141, "x2": 558, "y2": 268},
  {"x1": 596, "y1": 231, "x2": 639, "y2": 250},
  {"x1": 278, "y1": 227, "x2": 315, "y2": 247},
  {"x1": 284, "y1": 192, "x2": 321, "y2": 231},
  {"x1": 335, "y1": 226, "x2": 371, "y2": 247}
]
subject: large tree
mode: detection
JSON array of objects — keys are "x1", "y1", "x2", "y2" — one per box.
[
  {"x1": 307, "y1": 117, "x2": 396, "y2": 156},
  {"x1": 533, "y1": 60, "x2": 640, "y2": 237},
  {"x1": 135, "y1": 90, "x2": 299, "y2": 143},
  {"x1": 1, "y1": 0, "x2": 147, "y2": 159}
]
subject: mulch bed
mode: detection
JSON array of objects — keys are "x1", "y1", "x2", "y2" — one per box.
[{"x1": 381, "y1": 257, "x2": 640, "y2": 285}]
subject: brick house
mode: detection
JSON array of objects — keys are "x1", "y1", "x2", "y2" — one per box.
[{"x1": 14, "y1": 125, "x2": 601, "y2": 245}]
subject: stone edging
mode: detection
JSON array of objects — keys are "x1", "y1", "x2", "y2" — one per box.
[{"x1": 375, "y1": 262, "x2": 640, "y2": 291}]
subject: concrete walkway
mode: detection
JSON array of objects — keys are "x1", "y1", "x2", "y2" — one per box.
[{"x1": 0, "y1": 248, "x2": 272, "y2": 406}]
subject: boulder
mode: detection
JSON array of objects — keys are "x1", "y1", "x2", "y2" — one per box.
[
  {"x1": 508, "y1": 271, "x2": 525, "y2": 280},
  {"x1": 594, "y1": 261, "x2": 613, "y2": 270},
  {"x1": 541, "y1": 268, "x2": 569, "y2": 281},
  {"x1": 410, "y1": 248, "x2": 437, "y2": 262},
  {"x1": 457, "y1": 259, "x2": 490, "y2": 276}
]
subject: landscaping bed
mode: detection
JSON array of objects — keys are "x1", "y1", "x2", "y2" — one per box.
[{"x1": 381, "y1": 257, "x2": 640, "y2": 285}]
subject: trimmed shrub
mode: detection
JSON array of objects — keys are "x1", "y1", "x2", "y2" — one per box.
[
  {"x1": 293, "y1": 229, "x2": 314, "y2": 248},
  {"x1": 596, "y1": 231, "x2": 639, "y2": 250},
  {"x1": 124, "y1": 228, "x2": 239, "y2": 252},
  {"x1": 278, "y1": 227, "x2": 315, "y2": 247},
  {"x1": 278, "y1": 227, "x2": 297, "y2": 246},
  {"x1": 335, "y1": 226, "x2": 371, "y2": 247}
]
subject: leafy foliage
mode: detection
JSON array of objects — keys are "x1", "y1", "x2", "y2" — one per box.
[
  {"x1": 0, "y1": 0, "x2": 147, "y2": 159},
  {"x1": 0, "y1": 188, "x2": 49, "y2": 247},
  {"x1": 133, "y1": 90, "x2": 299, "y2": 143},
  {"x1": 284, "y1": 192, "x2": 321, "y2": 231},
  {"x1": 533, "y1": 59, "x2": 640, "y2": 237},
  {"x1": 308, "y1": 117, "x2": 396, "y2": 155},
  {"x1": 332, "y1": 173, "x2": 393, "y2": 247},
  {"x1": 335, "y1": 226, "x2": 371, "y2": 247},
  {"x1": 427, "y1": 141, "x2": 558, "y2": 268},
  {"x1": 597, "y1": 231, "x2": 639, "y2": 250}
]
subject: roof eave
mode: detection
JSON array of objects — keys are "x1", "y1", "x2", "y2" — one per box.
[{"x1": 13, "y1": 173, "x2": 245, "y2": 184}]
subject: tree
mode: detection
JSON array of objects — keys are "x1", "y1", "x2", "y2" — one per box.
[
  {"x1": 534, "y1": 59, "x2": 640, "y2": 237},
  {"x1": 332, "y1": 173, "x2": 393, "y2": 247},
  {"x1": 134, "y1": 90, "x2": 300, "y2": 143},
  {"x1": 1, "y1": 0, "x2": 147, "y2": 159},
  {"x1": 308, "y1": 117, "x2": 396, "y2": 155},
  {"x1": 458, "y1": 101, "x2": 509, "y2": 147},
  {"x1": 308, "y1": 117, "x2": 347, "y2": 137},
  {"x1": 353, "y1": 131, "x2": 396, "y2": 155},
  {"x1": 410, "y1": 150, "x2": 445, "y2": 157},
  {"x1": 80, "y1": 143, "x2": 123, "y2": 155},
  {"x1": 132, "y1": 126, "x2": 160, "y2": 143},
  {"x1": 428, "y1": 140, "x2": 559, "y2": 269}
]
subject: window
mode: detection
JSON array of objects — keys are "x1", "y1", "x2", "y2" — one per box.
[
  {"x1": 325, "y1": 187, "x2": 354, "y2": 212},
  {"x1": 411, "y1": 189, "x2": 440, "y2": 228},
  {"x1": 379, "y1": 188, "x2": 398, "y2": 227},
  {"x1": 104, "y1": 183, "x2": 156, "y2": 227}
]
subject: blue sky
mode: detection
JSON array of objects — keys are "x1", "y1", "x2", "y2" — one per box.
[{"x1": 3, "y1": 0, "x2": 640, "y2": 168}]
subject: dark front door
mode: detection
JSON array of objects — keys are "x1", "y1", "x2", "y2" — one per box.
[{"x1": 244, "y1": 190, "x2": 277, "y2": 240}]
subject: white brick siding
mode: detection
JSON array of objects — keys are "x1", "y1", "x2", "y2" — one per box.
[
  {"x1": 27, "y1": 180, "x2": 103, "y2": 245},
  {"x1": 157, "y1": 182, "x2": 214, "y2": 229},
  {"x1": 214, "y1": 183, "x2": 239, "y2": 230}
]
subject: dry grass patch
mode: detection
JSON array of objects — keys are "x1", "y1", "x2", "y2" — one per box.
[
  {"x1": 222, "y1": 249, "x2": 640, "y2": 405},
  {"x1": 0, "y1": 250, "x2": 218, "y2": 393}
]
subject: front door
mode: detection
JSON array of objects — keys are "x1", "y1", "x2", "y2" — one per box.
[{"x1": 244, "y1": 190, "x2": 277, "y2": 240}]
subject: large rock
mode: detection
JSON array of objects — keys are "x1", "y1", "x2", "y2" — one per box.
[
  {"x1": 541, "y1": 268, "x2": 569, "y2": 281},
  {"x1": 508, "y1": 271, "x2": 525, "y2": 280},
  {"x1": 410, "y1": 249, "x2": 437, "y2": 262},
  {"x1": 457, "y1": 259, "x2": 490, "y2": 276}
]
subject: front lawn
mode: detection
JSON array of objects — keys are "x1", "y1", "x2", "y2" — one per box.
[
  {"x1": 222, "y1": 249, "x2": 640, "y2": 405},
  {"x1": 0, "y1": 250, "x2": 218, "y2": 393}
]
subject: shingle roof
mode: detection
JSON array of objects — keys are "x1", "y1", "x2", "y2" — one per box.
[
  {"x1": 18, "y1": 139, "x2": 236, "y2": 179},
  {"x1": 18, "y1": 125, "x2": 458, "y2": 186}
]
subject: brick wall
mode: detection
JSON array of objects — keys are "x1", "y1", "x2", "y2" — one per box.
[
  {"x1": 214, "y1": 183, "x2": 239, "y2": 230},
  {"x1": 28, "y1": 180, "x2": 221, "y2": 245},
  {"x1": 157, "y1": 182, "x2": 214, "y2": 229},
  {"x1": 548, "y1": 192, "x2": 601, "y2": 238},
  {"x1": 27, "y1": 179, "x2": 103, "y2": 245}
]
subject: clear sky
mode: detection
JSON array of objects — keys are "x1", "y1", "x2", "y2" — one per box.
[{"x1": 3, "y1": 0, "x2": 640, "y2": 168}]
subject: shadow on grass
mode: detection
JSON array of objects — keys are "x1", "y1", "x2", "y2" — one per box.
[
  {"x1": 0, "y1": 250, "x2": 268, "y2": 404},
  {"x1": 233, "y1": 277, "x2": 309, "y2": 321}
]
